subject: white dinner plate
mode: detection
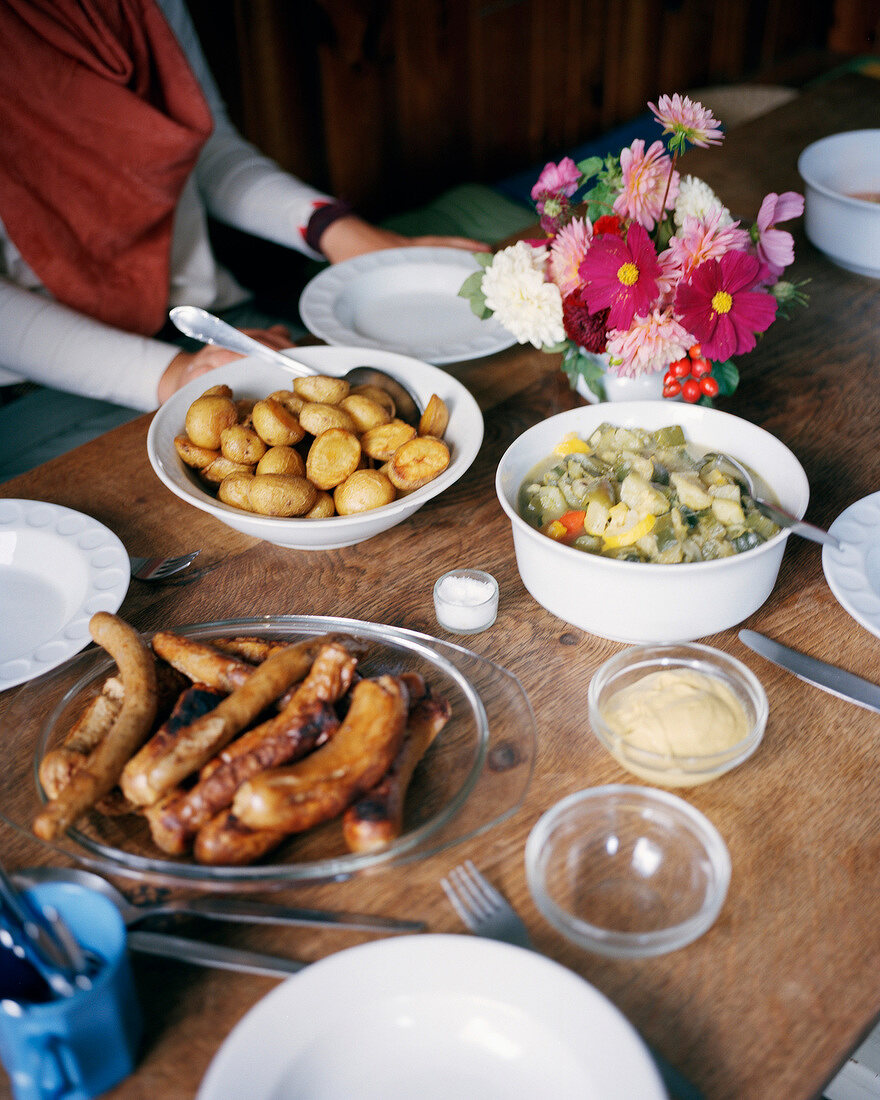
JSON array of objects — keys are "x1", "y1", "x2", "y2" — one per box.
[
  {"x1": 299, "y1": 246, "x2": 515, "y2": 364},
  {"x1": 0, "y1": 500, "x2": 128, "y2": 691},
  {"x1": 823, "y1": 491, "x2": 880, "y2": 639},
  {"x1": 197, "y1": 936, "x2": 666, "y2": 1100}
]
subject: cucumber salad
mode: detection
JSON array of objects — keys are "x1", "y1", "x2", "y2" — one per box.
[{"x1": 519, "y1": 423, "x2": 780, "y2": 563}]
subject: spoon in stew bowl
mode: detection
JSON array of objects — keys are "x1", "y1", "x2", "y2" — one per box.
[
  {"x1": 170, "y1": 305, "x2": 422, "y2": 426},
  {"x1": 702, "y1": 452, "x2": 842, "y2": 550}
]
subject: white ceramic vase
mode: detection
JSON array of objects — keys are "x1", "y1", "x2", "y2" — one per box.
[{"x1": 573, "y1": 351, "x2": 666, "y2": 404}]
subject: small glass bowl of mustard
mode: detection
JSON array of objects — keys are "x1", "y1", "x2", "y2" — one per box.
[{"x1": 588, "y1": 643, "x2": 768, "y2": 787}]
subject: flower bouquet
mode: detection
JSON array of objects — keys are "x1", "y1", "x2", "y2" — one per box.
[{"x1": 459, "y1": 93, "x2": 807, "y2": 403}]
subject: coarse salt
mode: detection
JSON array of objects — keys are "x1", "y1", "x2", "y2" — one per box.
[{"x1": 433, "y1": 570, "x2": 499, "y2": 634}]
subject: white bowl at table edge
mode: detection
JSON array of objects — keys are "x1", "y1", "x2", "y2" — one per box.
[
  {"x1": 147, "y1": 347, "x2": 484, "y2": 550},
  {"x1": 495, "y1": 401, "x2": 809, "y2": 643}
]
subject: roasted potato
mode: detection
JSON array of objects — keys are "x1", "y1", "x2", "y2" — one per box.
[
  {"x1": 418, "y1": 394, "x2": 449, "y2": 439},
  {"x1": 248, "y1": 474, "x2": 317, "y2": 517},
  {"x1": 350, "y1": 383, "x2": 396, "y2": 417},
  {"x1": 185, "y1": 395, "x2": 239, "y2": 450},
  {"x1": 293, "y1": 375, "x2": 350, "y2": 405},
  {"x1": 201, "y1": 384, "x2": 233, "y2": 399},
  {"x1": 340, "y1": 393, "x2": 393, "y2": 433},
  {"x1": 304, "y1": 491, "x2": 335, "y2": 518},
  {"x1": 217, "y1": 471, "x2": 256, "y2": 509},
  {"x1": 387, "y1": 436, "x2": 450, "y2": 491},
  {"x1": 174, "y1": 435, "x2": 218, "y2": 470},
  {"x1": 360, "y1": 419, "x2": 417, "y2": 462},
  {"x1": 251, "y1": 398, "x2": 306, "y2": 447},
  {"x1": 298, "y1": 402, "x2": 357, "y2": 436},
  {"x1": 306, "y1": 428, "x2": 362, "y2": 490},
  {"x1": 333, "y1": 469, "x2": 396, "y2": 514},
  {"x1": 256, "y1": 445, "x2": 306, "y2": 477},
  {"x1": 220, "y1": 425, "x2": 268, "y2": 465},
  {"x1": 267, "y1": 389, "x2": 305, "y2": 416},
  {"x1": 200, "y1": 456, "x2": 255, "y2": 485}
]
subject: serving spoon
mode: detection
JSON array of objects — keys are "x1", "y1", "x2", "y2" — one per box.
[
  {"x1": 702, "y1": 452, "x2": 842, "y2": 550},
  {"x1": 170, "y1": 305, "x2": 422, "y2": 426}
]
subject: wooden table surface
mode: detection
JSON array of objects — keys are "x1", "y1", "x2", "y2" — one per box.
[{"x1": 2, "y1": 73, "x2": 879, "y2": 1100}]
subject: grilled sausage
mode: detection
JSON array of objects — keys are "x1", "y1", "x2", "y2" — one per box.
[
  {"x1": 120, "y1": 640, "x2": 329, "y2": 807},
  {"x1": 33, "y1": 613, "x2": 158, "y2": 840},
  {"x1": 192, "y1": 809, "x2": 288, "y2": 866},
  {"x1": 233, "y1": 676, "x2": 409, "y2": 833},
  {"x1": 343, "y1": 692, "x2": 451, "y2": 852}
]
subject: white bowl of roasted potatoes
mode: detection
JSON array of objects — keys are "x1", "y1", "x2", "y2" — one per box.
[{"x1": 148, "y1": 346, "x2": 483, "y2": 549}]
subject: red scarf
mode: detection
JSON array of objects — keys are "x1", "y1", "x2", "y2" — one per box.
[{"x1": 0, "y1": 0, "x2": 213, "y2": 335}]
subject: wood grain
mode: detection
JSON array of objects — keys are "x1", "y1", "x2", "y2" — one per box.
[{"x1": 1, "y1": 74, "x2": 879, "y2": 1100}]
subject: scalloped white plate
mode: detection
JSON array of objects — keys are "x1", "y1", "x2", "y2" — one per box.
[
  {"x1": 197, "y1": 936, "x2": 666, "y2": 1100},
  {"x1": 299, "y1": 246, "x2": 515, "y2": 364},
  {"x1": 823, "y1": 492, "x2": 880, "y2": 640},
  {"x1": 0, "y1": 500, "x2": 128, "y2": 691}
]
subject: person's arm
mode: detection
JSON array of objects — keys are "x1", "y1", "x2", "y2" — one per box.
[
  {"x1": 0, "y1": 279, "x2": 175, "y2": 411},
  {"x1": 159, "y1": 0, "x2": 489, "y2": 262}
]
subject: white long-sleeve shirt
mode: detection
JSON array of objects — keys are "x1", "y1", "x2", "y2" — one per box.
[{"x1": 0, "y1": 0, "x2": 332, "y2": 410}]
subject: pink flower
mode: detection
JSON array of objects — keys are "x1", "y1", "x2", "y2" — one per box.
[
  {"x1": 530, "y1": 157, "x2": 581, "y2": 201},
  {"x1": 606, "y1": 308, "x2": 693, "y2": 378},
  {"x1": 755, "y1": 191, "x2": 804, "y2": 278},
  {"x1": 665, "y1": 210, "x2": 752, "y2": 277},
  {"x1": 613, "y1": 139, "x2": 678, "y2": 230},
  {"x1": 549, "y1": 216, "x2": 593, "y2": 297},
  {"x1": 579, "y1": 222, "x2": 661, "y2": 331},
  {"x1": 674, "y1": 251, "x2": 778, "y2": 360},
  {"x1": 649, "y1": 94, "x2": 724, "y2": 152}
]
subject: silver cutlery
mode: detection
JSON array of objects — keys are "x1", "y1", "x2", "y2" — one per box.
[
  {"x1": 739, "y1": 629, "x2": 880, "y2": 713},
  {"x1": 126, "y1": 931, "x2": 306, "y2": 978},
  {"x1": 169, "y1": 305, "x2": 422, "y2": 426},
  {"x1": 703, "y1": 451, "x2": 841, "y2": 549},
  {"x1": 129, "y1": 551, "x2": 201, "y2": 581},
  {"x1": 15, "y1": 867, "x2": 425, "y2": 934},
  {"x1": 440, "y1": 860, "x2": 705, "y2": 1100}
]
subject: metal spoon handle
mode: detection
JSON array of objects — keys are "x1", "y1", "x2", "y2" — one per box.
[
  {"x1": 127, "y1": 931, "x2": 306, "y2": 978},
  {"x1": 169, "y1": 305, "x2": 315, "y2": 379},
  {"x1": 152, "y1": 895, "x2": 424, "y2": 933},
  {"x1": 754, "y1": 501, "x2": 842, "y2": 549}
]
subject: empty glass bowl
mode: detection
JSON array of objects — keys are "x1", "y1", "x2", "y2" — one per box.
[
  {"x1": 588, "y1": 643, "x2": 768, "y2": 787},
  {"x1": 525, "y1": 785, "x2": 731, "y2": 958}
]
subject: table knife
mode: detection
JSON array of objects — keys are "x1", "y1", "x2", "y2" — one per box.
[
  {"x1": 127, "y1": 931, "x2": 307, "y2": 978},
  {"x1": 738, "y1": 630, "x2": 880, "y2": 714}
]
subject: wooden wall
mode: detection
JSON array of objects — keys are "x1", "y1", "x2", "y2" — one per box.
[{"x1": 187, "y1": 0, "x2": 868, "y2": 221}]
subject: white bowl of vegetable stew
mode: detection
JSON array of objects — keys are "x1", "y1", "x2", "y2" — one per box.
[{"x1": 495, "y1": 402, "x2": 809, "y2": 643}]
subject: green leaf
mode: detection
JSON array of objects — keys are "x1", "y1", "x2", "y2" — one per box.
[
  {"x1": 458, "y1": 270, "x2": 484, "y2": 299},
  {"x1": 542, "y1": 340, "x2": 570, "y2": 355},
  {"x1": 561, "y1": 344, "x2": 607, "y2": 401},
  {"x1": 472, "y1": 251, "x2": 495, "y2": 269},
  {"x1": 575, "y1": 156, "x2": 603, "y2": 182},
  {"x1": 711, "y1": 359, "x2": 739, "y2": 397}
]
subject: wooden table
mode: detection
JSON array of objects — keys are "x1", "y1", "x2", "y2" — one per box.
[{"x1": 2, "y1": 73, "x2": 879, "y2": 1100}]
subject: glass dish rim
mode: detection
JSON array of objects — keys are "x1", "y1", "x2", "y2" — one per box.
[
  {"x1": 2, "y1": 615, "x2": 536, "y2": 889},
  {"x1": 524, "y1": 783, "x2": 732, "y2": 957}
]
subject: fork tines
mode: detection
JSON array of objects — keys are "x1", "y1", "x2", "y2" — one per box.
[{"x1": 440, "y1": 860, "x2": 503, "y2": 930}]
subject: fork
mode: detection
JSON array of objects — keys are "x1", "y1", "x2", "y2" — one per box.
[
  {"x1": 440, "y1": 860, "x2": 705, "y2": 1100},
  {"x1": 129, "y1": 551, "x2": 200, "y2": 581}
]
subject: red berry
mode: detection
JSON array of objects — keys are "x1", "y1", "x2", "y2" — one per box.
[
  {"x1": 700, "y1": 376, "x2": 720, "y2": 397},
  {"x1": 663, "y1": 380, "x2": 682, "y2": 398},
  {"x1": 688, "y1": 344, "x2": 702, "y2": 359},
  {"x1": 681, "y1": 378, "x2": 701, "y2": 403},
  {"x1": 690, "y1": 357, "x2": 711, "y2": 378},
  {"x1": 670, "y1": 358, "x2": 691, "y2": 378}
]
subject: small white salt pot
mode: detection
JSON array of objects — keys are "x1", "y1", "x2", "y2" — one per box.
[{"x1": 433, "y1": 569, "x2": 499, "y2": 634}]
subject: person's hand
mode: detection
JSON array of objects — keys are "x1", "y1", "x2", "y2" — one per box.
[
  {"x1": 319, "y1": 215, "x2": 490, "y2": 264},
  {"x1": 158, "y1": 324, "x2": 293, "y2": 403}
]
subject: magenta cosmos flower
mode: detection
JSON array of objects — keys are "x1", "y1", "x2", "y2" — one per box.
[
  {"x1": 674, "y1": 251, "x2": 778, "y2": 360},
  {"x1": 531, "y1": 157, "x2": 582, "y2": 233},
  {"x1": 579, "y1": 223, "x2": 661, "y2": 331}
]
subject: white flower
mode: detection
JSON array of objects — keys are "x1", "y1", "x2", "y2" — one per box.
[
  {"x1": 673, "y1": 174, "x2": 733, "y2": 228},
  {"x1": 481, "y1": 242, "x2": 565, "y2": 348}
]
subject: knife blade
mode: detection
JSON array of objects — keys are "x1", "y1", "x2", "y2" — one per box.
[
  {"x1": 127, "y1": 931, "x2": 307, "y2": 978},
  {"x1": 738, "y1": 630, "x2": 880, "y2": 714}
]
